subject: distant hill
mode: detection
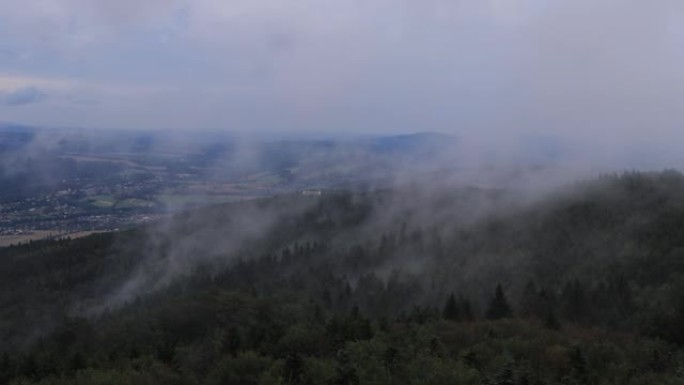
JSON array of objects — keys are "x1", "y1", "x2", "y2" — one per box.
[
  {"x1": 0, "y1": 123, "x2": 35, "y2": 151},
  {"x1": 365, "y1": 132, "x2": 457, "y2": 153},
  {"x1": 0, "y1": 127, "x2": 464, "y2": 203}
]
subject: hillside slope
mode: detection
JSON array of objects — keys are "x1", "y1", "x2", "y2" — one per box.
[{"x1": 4, "y1": 171, "x2": 684, "y2": 384}]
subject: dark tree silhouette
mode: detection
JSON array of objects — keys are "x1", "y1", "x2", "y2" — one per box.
[
  {"x1": 443, "y1": 293, "x2": 460, "y2": 320},
  {"x1": 486, "y1": 284, "x2": 512, "y2": 320}
]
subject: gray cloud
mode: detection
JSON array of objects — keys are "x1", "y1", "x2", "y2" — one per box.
[
  {"x1": 0, "y1": 0, "x2": 682, "y2": 149},
  {"x1": 3, "y1": 86, "x2": 46, "y2": 106}
]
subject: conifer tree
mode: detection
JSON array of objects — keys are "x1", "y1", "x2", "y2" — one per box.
[
  {"x1": 443, "y1": 293, "x2": 460, "y2": 320},
  {"x1": 486, "y1": 284, "x2": 512, "y2": 320}
]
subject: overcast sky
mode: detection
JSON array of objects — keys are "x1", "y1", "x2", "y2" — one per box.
[{"x1": 1, "y1": 0, "x2": 683, "y2": 140}]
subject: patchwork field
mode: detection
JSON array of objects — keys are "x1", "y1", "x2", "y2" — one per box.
[{"x1": 0, "y1": 230, "x2": 109, "y2": 247}]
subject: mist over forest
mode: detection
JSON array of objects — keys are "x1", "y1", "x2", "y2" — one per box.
[
  {"x1": 4, "y1": 97, "x2": 684, "y2": 385},
  {"x1": 4, "y1": 127, "x2": 684, "y2": 383},
  {"x1": 4, "y1": 0, "x2": 684, "y2": 384}
]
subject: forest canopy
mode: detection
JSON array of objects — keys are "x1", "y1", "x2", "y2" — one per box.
[{"x1": 4, "y1": 171, "x2": 684, "y2": 384}]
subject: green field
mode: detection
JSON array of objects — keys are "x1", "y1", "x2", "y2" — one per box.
[
  {"x1": 157, "y1": 194, "x2": 246, "y2": 207},
  {"x1": 87, "y1": 195, "x2": 116, "y2": 208},
  {"x1": 115, "y1": 198, "x2": 156, "y2": 209}
]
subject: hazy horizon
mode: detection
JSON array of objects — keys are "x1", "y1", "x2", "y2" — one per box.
[{"x1": 0, "y1": 0, "x2": 683, "y2": 146}]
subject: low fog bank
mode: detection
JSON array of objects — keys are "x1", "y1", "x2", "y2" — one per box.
[
  {"x1": 5, "y1": 124, "x2": 684, "y2": 317},
  {"x1": 93, "y1": 195, "x2": 320, "y2": 312},
  {"x1": 88, "y1": 167, "x2": 684, "y2": 317},
  {"x1": 4, "y1": 123, "x2": 684, "y2": 188}
]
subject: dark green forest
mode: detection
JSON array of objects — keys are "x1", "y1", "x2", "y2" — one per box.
[{"x1": 4, "y1": 171, "x2": 684, "y2": 384}]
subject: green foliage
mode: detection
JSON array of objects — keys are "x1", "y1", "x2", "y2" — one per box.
[
  {"x1": 206, "y1": 351, "x2": 275, "y2": 385},
  {"x1": 7, "y1": 172, "x2": 684, "y2": 383}
]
